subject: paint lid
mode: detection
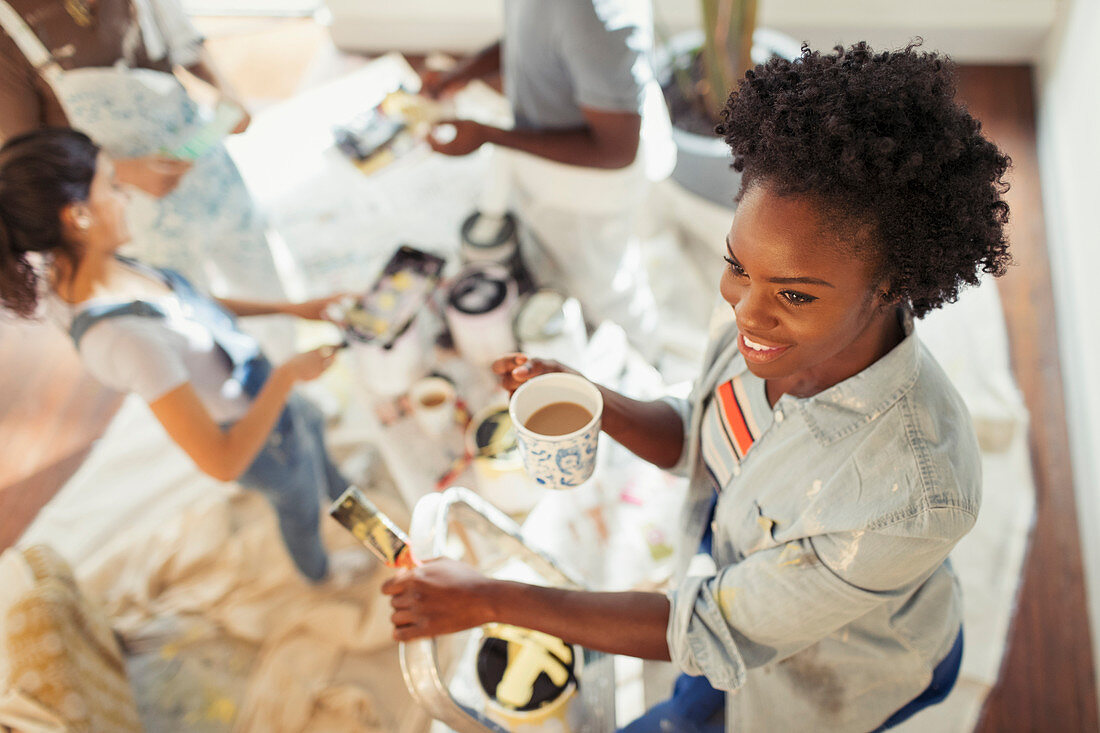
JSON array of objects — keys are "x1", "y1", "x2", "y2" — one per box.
[
  {"x1": 513, "y1": 289, "x2": 568, "y2": 343},
  {"x1": 448, "y1": 263, "x2": 512, "y2": 315},
  {"x1": 461, "y1": 210, "x2": 518, "y2": 256}
]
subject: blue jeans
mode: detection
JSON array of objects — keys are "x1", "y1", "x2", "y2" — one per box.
[
  {"x1": 618, "y1": 671, "x2": 725, "y2": 733},
  {"x1": 875, "y1": 628, "x2": 964, "y2": 730},
  {"x1": 620, "y1": 629, "x2": 964, "y2": 733},
  {"x1": 237, "y1": 393, "x2": 348, "y2": 581}
]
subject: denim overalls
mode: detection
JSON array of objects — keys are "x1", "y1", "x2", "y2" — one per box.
[{"x1": 69, "y1": 258, "x2": 347, "y2": 581}]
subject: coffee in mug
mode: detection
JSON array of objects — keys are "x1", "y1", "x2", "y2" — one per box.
[
  {"x1": 419, "y1": 391, "x2": 447, "y2": 408},
  {"x1": 409, "y1": 376, "x2": 457, "y2": 437},
  {"x1": 524, "y1": 402, "x2": 593, "y2": 436}
]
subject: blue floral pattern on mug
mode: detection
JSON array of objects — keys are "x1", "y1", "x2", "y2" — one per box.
[{"x1": 516, "y1": 418, "x2": 601, "y2": 489}]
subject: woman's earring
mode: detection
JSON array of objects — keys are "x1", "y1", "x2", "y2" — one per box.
[{"x1": 75, "y1": 215, "x2": 91, "y2": 230}]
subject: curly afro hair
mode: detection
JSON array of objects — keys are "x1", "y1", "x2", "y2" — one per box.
[{"x1": 715, "y1": 41, "x2": 1012, "y2": 317}]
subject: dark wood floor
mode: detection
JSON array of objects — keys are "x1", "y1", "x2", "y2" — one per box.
[
  {"x1": 0, "y1": 64, "x2": 1095, "y2": 730},
  {"x1": 956, "y1": 66, "x2": 1100, "y2": 733}
]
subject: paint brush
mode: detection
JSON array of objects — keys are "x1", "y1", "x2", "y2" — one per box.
[{"x1": 329, "y1": 486, "x2": 417, "y2": 569}]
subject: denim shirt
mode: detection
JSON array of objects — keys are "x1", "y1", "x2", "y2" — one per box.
[{"x1": 663, "y1": 316, "x2": 980, "y2": 732}]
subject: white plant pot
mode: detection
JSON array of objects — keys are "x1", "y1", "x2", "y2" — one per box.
[{"x1": 656, "y1": 28, "x2": 802, "y2": 209}]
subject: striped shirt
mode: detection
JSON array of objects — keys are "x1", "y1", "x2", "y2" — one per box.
[{"x1": 700, "y1": 368, "x2": 772, "y2": 492}]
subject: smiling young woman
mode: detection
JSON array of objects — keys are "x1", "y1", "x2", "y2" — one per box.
[
  {"x1": 719, "y1": 184, "x2": 907, "y2": 405},
  {"x1": 383, "y1": 41, "x2": 1011, "y2": 733}
]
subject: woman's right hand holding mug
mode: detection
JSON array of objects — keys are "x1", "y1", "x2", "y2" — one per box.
[{"x1": 491, "y1": 353, "x2": 581, "y2": 394}]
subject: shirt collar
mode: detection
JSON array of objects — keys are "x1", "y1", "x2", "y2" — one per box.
[
  {"x1": 718, "y1": 311, "x2": 921, "y2": 445},
  {"x1": 789, "y1": 311, "x2": 920, "y2": 444}
]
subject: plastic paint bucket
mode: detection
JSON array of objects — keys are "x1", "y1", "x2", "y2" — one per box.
[{"x1": 465, "y1": 404, "x2": 542, "y2": 515}]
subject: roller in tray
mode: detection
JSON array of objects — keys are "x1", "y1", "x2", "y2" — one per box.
[{"x1": 339, "y1": 245, "x2": 446, "y2": 349}]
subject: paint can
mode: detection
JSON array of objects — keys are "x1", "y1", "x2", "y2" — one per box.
[
  {"x1": 460, "y1": 209, "x2": 535, "y2": 295},
  {"x1": 461, "y1": 210, "x2": 518, "y2": 266},
  {"x1": 445, "y1": 263, "x2": 518, "y2": 365},
  {"x1": 465, "y1": 404, "x2": 542, "y2": 515},
  {"x1": 513, "y1": 289, "x2": 587, "y2": 365},
  {"x1": 485, "y1": 682, "x2": 577, "y2": 732},
  {"x1": 478, "y1": 623, "x2": 580, "y2": 732}
]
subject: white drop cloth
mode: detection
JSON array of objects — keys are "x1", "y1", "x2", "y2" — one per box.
[
  {"x1": 5, "y1": 52, "x2": 1035, "y2": 732},
  {"x1": 14, "y1": 393, "x2": 413, "y2": 732}
]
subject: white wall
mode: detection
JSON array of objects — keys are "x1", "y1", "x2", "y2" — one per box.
[
  {"x1": 326, "y1": 0, "x2": 1057, "y2": 63},
  {"x1": 1035, "y1": 0, "x2": 1100, "y2": 703},
  {"x1": 655, "y1": 0, "x2": 1056, "y2": 63}
]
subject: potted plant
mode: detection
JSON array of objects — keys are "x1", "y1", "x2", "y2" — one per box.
[{"x1": 658, "y1": 1, "x2": 801, "y2": 208}]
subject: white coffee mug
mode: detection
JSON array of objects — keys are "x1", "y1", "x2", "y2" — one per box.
[
  {"x1": 409, "y1": 376, "x2": 456, "y2": 436},
  {"x1": 445, "y1": 263, "x2": 518, "y2": 365},
  {"x1": 509, "y1": 374, "x2": 603, "y2": 490}
]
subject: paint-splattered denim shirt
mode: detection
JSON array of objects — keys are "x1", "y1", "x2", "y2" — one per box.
[{"x1": 663, "y1": 316, "x2": 981, "y2": 732}]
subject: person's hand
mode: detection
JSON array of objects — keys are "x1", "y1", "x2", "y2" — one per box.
[
  {"x1": 288, "y1": 292, "x2": 355, "y2": 322},
  {"x1": 277, "y1": 345, "x2": 339, "y2": 383},
  {"x1": 382, "y1": 557, "x2": 496, "y2": 641},
  {"x1": 230, "y1": 107, "x2": 251, "y2": 135},
  {"x1": 114, "y1": 156, "x2": 194, "y2": 198},
  {"x1": 428, "y1": 119, "x2": 490, "y2": 157},
  {"x1": 419, "y1": 68, "x2": 466, "y2": 100},
  {"x1": 491, "y1": 354, "x2": 579, "y2": 394},
  {"x1": 212, "y1": 96, "x2": 251, "y2": 134}
]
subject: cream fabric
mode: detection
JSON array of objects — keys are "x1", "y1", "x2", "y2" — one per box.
[
  {"x1": 0, "y1": 546, "x2": 142, "y2": 733},
  {"x1": 0, "y1": 549, "x2": 36, "y2": 689},
  {"x1": 15, "y1": 395, "x2": 413, "y2": 732}
]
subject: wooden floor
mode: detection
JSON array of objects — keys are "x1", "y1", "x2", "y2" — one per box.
[
  {"x1": 0, "y1": 23, "x2": 1095, "y2": 729},
  {"x1": 956, "y1": 66, "x2": 1100, "y2": 733}
]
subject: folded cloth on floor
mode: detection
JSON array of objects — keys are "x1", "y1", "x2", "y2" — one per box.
[
  {"x1": 18, "y1": 394, "x2": 412, "y2": 732},
  {"x1": 0, "y1": 545, "x2": 142, "y2": 733}
]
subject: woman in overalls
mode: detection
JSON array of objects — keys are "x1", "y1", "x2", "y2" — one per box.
[
  {"x1": 0, "y1": 0, "x2": 284, "y2": 301},
  {"x1": 383, "y1": 43, "x2": 1012, "y2": 731},
  {"x1": 0, "y1": 128, "x2": 346, "y2": 582}
]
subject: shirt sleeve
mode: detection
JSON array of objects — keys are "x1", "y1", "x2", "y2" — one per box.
[
  {"x1": 557, "y1": 2, "x2": 647, "y2": 115},
  {"x1": 665, "y1": 507, "x2": 976, "y2": 691},
  {"x1": 79, "y1": 319, "x2": 190, "y2": 403},
  {"x1": 145, "y1": 0, "x2": 204, "y2": 68}
]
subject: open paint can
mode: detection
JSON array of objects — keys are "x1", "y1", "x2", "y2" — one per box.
[
  {"x1": 478, "y1": 623, "x2": 580, "y2": 732},
  {"x1": 446, "y1": 263, "x2": 518, "y2": 365},
  {"x1": 461, "y1": 210, "x2": 518, "y2": 267},
  {"x1": 465, "y1": 404, "x2": 542, "y2": 515},
  {"x1": 513, "y1": 289, "x2": 587, "y2": 365}
]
